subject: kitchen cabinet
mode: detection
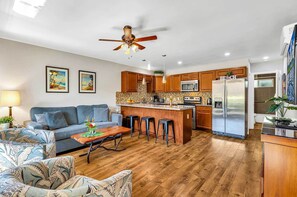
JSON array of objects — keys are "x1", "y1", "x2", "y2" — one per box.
[
  {"x1": 230, "y1": 67, "x2": 247, "y2": 78},
  {"x1": 147, "y1": 76, "x2": 154, "y2": 93},
  {"x1": 154, "y1": 76, "x2": 165, "y2": 92},
  {"x1": 171, "y1": 74, "x2": 181, "y2": 92},
  {"x1": 121, "y1": 71, "x2": 138, "y2": 92},
  {"x1": 196, "y1": 106, "x2": 212, "y2": 129},
  {"x1": 181, "y1": 72, "x2": 199, "y2": 81},
  {"x1": 215, "y1": 67, "x2": 247, "y2": 79},
  {"x1": 165, "y1": 76, "x2": 172, "y2": 92},
  {"x1": 199, "y1": 71, "x2": 215, "y2": 92},
  {"x1": 137, "y1": 74, "x2": 153, "y2": 83}
]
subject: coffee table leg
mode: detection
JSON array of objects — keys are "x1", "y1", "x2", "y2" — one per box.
[{"x1": 86, "y1": 142, "x2": 93, "y2": 164}]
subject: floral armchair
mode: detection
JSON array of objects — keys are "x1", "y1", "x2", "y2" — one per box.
[
  {"x1": 0, "y1": 128, "x2": 56, "y2": 172},
  {"x1": 0, "y1": 156, "x2": 132, "y2": 197}
]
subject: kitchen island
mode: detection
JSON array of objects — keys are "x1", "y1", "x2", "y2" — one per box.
[{"x1": 119, "y1": 104, "x2": 194, "y2": 145}]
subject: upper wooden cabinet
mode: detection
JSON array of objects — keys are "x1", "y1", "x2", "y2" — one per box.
[
  {"x1": 137, "y1": 74, "x2": 153, "y2": 83},
  {"x1": 181, "y1": 72, "x2": 199, "y2": 81},
  {"x1": 165, "y1": 76, "x2": 172, "y2": 92},
  {"x1": 215, "y1": 67, "x2": 247, "y2": 79},
  {"x1": 230, "y1": 67, "x2": 247, "y2": 78},
  {"x1": 199, "y1": 71, "x2": 215, "y2": 92},
  {"x1": 121, "y1": 71, "x2": 138, "y2": 92},
  {"x1": 154, "y1": 76, "x2": 165, "y2": 92},
  {"x1": 171, "y1": 74, "x2": 181, "y2": 92}
]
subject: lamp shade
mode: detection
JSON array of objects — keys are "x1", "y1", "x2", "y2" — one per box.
[{"x1": 0, "y1": 90, "x2": 21, "y2": 107}]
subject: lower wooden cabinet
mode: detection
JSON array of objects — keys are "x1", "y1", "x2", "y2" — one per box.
[{"x1": 196, "y1": 106, "x2": 212, "y2": 129}]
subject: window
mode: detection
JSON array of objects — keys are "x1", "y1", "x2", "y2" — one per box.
[{"x1": 254, "y1": 79, "x2": 274, "y2": 88}]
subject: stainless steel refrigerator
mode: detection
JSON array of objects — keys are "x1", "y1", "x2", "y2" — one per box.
[{"x1": 212, "y1": 78, "x2": 248, "y2": 139}]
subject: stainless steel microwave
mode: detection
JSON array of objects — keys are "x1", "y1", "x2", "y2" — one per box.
[{"x1": 181, "y1": 80, "x2": 199, "y2": 92}]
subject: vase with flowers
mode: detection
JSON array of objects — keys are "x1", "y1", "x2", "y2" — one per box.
[{"x1": 81, "y1": 118, "x2": 101, "y2": 137}]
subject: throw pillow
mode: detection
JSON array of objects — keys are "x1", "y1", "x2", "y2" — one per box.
[
  {"x1": 94, "y1": 108, "x2": 108, "y2": 122},
  {"x1": 35, "y1": 114, "x2": 47, "y2": 125},
  {"x1": 44, "y1": 111, "x2": 68, "y2": 130}
]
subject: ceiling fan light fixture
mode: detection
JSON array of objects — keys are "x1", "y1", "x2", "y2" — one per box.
[{"x1": 131, "y1": 44, "x2": 139, "y2": 52}]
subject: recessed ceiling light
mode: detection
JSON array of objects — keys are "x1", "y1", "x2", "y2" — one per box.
[
  {"x1": 177, "y1": 61, "x2": 183, "y2": 65},
  {"x1": 263, "y1": 56, "x2": 269, "y2": 61},
  {"x1": 224, "y1": 52, "x2": 231, "y2": 57},
  {"x1": 13, "y1": 0, "x2": 46, "y2": 18}
]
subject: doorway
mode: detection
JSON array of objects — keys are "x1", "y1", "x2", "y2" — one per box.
[{"x1": 254, "y1": 73, "x2": 276, "y2": 122}]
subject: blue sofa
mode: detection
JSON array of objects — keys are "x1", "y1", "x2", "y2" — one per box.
[{"x1": 26, "y1": 104, "x2": 122, "y2": 154}]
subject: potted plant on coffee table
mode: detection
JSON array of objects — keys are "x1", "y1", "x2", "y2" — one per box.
[
  {"x1": 0, "y1": 116, "x2": 14, "y2": 130},
  {"x1": 265, "y1": 95, "x2": 297, "y2": 126}
]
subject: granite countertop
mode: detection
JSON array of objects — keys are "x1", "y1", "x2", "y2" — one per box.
[
  {"x1": 195, "y1": 104, "x2": 212, "y2": 107},
  {"x1": 118, "y1": 103, "x2": 195, "y2": 111},
  {"x1": 262, "y1": 117, "x2": 297, "y2": 139}
]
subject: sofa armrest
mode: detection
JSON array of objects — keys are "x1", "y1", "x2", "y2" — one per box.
[{"x1": 111, "y1": 113, "x2": 123, "y2": 126}]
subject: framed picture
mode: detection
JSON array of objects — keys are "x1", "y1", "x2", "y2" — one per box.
[
  {"x1": 79, "y1": 70, "x2": 96, "y2": 93},
  {"x1": 46, "y1": 66, "x2": 69, "y2": 93}
]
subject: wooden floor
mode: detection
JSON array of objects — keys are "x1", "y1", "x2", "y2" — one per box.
[{"x1": 64, "y1": 125, "x2": 262, "y2": 197}]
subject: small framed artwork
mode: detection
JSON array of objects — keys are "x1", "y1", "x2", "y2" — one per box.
[
  {"x1": 46, "y1": 66, "x2": 69, "y2": 93},
  {"x1": 79, "y1": 70, "x2": 96, "y2": 93}
]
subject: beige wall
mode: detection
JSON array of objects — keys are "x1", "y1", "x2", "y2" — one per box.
[{"x1": 0, "y1": 38, "x2": 150, "y2": 124}]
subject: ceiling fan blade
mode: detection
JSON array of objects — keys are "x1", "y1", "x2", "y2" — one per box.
[
  {"x1": 98, "y1": 39, "x2": 123, "y2": 42},
  {"x1": 136, "y1": 27, "x2": 168, "y2": 35},
  {"x1": 113, "y1": 45, "x2": 122, "y2": 51},
  {"x1": 134, "y1": 35, "x2": 157, "y2": 42},
  {"x1": 133, "y1": 43, "x2": 146, "y2": 50}
]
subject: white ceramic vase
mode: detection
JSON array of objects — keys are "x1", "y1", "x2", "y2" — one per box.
[{"x1": 0, "y1": 123, "x2": 9, "y2": 130}]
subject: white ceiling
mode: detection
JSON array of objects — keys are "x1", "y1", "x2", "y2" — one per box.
[{"x1": 1, "y1": 0, "x2": 297, "y2": 71}]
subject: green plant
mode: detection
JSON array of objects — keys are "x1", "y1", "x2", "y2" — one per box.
[
  {"x1": 226, "y1": 71, "x2": 233, "y2": 77},
  {"x1": 154, "y1": 70, "x2": 164, "y2": 75},
  {"x1": 0, "y1": 116, "x2": 14, "y2": 124},
  {"x1": 266, "y1": 95, "x2": 297, "y2": 118}
]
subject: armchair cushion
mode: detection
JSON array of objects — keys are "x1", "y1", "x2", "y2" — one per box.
[
  {"x1": 0, "y1": 128, "x2": 56, "y2": 172},
  {"x1": 0, "y1": 156, "x2": 132, "y2": 197}
]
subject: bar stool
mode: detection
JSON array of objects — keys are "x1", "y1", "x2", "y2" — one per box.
[
  {"x1": 156, "y1": 119, "x2": 176, "y2": 147},
  {"x1": 126, "y1": 115, "x2": 140, "y2": 137},
  {"x1": 139, "y1": 116, "x2": 156, "y2": 141}
]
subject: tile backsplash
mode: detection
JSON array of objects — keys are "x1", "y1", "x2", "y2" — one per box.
[{"x1": 116, "y1": 83, "x2": 212, "y2": 105}]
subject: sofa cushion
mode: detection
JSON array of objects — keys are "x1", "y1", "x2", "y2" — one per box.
[
  {"x1": 77, "y1": 105, "x2": 108, "y2": 124},
  {"x1": 54, "y1": 125, "x2": 87, "y2": 141},
  {"x1": 95, "y1": 122, "x2": 117, "y2": 128},
  {"x1": 31, "y1": 107, "x2": 78, "y2": 125},
  {"x1": 94, "y1": 108, "x2": 108, "y2": 122},
  {"x1": 44, "y1": 111, "x2": 68, "y2": 130},
  {"x1": 34, "y1": 114, "x2": 47, "y2": 126}
]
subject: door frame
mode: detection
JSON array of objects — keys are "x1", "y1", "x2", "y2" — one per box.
[{"x1": 250, "y1": 70, "x2": 280, "y2": 125}]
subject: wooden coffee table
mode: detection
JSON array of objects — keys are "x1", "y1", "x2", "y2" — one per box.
[{"x1": 71, "y1": 126, "x2": 131, "y2": 163}]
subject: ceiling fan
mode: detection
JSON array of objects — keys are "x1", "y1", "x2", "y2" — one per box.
[{"x1": 98, "y1": 25, "x2": 157, "y2": 54}]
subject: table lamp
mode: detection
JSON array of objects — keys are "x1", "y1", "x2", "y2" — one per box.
[{"x1": 0, "y1": 90, "x2": 21, "y2": 127}]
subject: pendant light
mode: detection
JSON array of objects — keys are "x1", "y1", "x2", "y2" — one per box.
[
  {"x1": 162, "y1": 54, "x2": 167, "y2": 84},
  {"x1": 142, "y1": 76, "x2": 146, "y2": 85}
]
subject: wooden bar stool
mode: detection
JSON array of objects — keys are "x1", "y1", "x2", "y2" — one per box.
[
  {"x1": 156, "y1": 119, "x2": 176, "y2": 146},
  {"x1": 139, "y1": 116, "x2": 156, "y2": 141},
  {"x1": 126, "y1": 115, "x2": 140, "y2": 137}
]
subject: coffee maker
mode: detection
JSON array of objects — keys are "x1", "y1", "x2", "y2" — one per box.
[{"x1": 207, "y1": 98, "x2": 212, "y2": 105}]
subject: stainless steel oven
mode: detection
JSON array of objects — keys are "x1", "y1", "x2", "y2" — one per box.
[
  {"x1": 178, "y1": 96, "x2": 202, "y2": 130},
  {"x1": 181, "y1": 80, "x2": 199, "y2": 92}
]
